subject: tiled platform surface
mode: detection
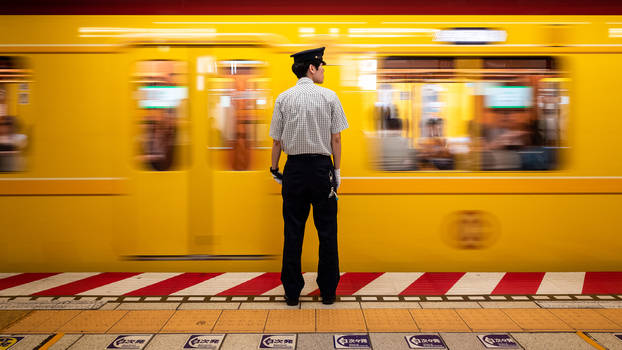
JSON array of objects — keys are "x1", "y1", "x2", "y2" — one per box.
[
  {"x1": 3, "y1": 272, "x2": 622, "y2": 349},
  {"x1": 3, "y1": 309, "x2": 622, "y2": 349},
  {"x1": 3, "y1": 308, "x2": 622, "y2": 349},
  {"x1": 3, "y1": 332, "x2": 622, "y2": 350},
  {"x1": 9, "y1": 308, "x2": 622, "y2": 333}
]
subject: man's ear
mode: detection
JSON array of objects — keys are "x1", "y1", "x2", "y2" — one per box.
[{"x1": 308, "y1": 64, "x2": 315, "y2": 74}]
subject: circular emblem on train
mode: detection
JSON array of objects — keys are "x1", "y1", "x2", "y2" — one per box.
[{"x1": 441, "y1": 210, "x2": 500, "y2": 249}]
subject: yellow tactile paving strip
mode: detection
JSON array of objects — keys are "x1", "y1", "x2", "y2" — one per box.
[
  {"x1": 3, "y1": 310, "x2": 80, "y2": 333},
  {"x1": 410, "y1": 309, "x2": 471, "y2": 332},
  {"x1": 108, "y1": 310, "x2": 175, "y2": 333},
  {"x1": 456, "y1": 309, "x2": 522, "y2": 332},
  {"x1": 363, "y1": 308, "x2": 419, "y2": 332},
  {"x1": 596, "y1": 309, "x2": 622, "y2": 327},
  {"x1": 160, "y1": 310, "x2": 222, "y2": 333},
  {"x1": 316, "y1": 309, "x2": 367, "y2": 332},
  {"x1": 212, "y1": 309, "x2": 268, "y2": 333},
  {"x1": 58, "y1": 310, "x2": 128, "y2": 333},
  {"x1": 3, "y1": 308, "x2": 622, "y2": 334},
  {"x1": 549, "y1": 309, "x2": 622, "y2": 331},
  {"x1": 501, "y1": 308, "x2": 573, "y2": 331},
  {"x1": 0, "y1": 311, "x2": 30, "y2": 330},
  {"x1": 264, "y1": 309, "x2": 316, "y2": 333}
]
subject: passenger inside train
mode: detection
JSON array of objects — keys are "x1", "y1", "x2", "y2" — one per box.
[
  {"x1": 418, "y1": 118, "x2": 454, "y2": 170},
  {"x1": 135, "y1": 60, "x2": 187, "y2": 171},
  {"x1": 0, "y1": 115, "x2": 27, "y2": 172},
  {"x1": 208, "y1": 59, "x2": 268, "y2": 171},
  {"x1": 0, "y1": 57, "x2": 29, "y2": 173}
]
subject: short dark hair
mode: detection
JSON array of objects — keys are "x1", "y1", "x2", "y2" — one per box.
[
  {"x1": 0, "y1": 116, "x2": 18, "y2": 133},
  {"x1": 292, "y1": 59, "x2": 322, "y2": 78}
]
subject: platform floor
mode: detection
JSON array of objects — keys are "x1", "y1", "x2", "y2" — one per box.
[{"x1": 2, "y1": 272, "x2": 622, "y2": 349}]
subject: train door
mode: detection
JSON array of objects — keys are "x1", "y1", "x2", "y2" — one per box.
[
  {"x1": 129, "y1": 47, "x2": 192, "y2": 255},
  {"x1": 189, "y1": 46, "x2": 276, "y2": 256}
]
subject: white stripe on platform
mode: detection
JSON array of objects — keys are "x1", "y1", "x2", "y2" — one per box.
[
  {"x1": 0, "y1": 272, "x2": 100, "y2": 296},
  {"x1": 262, "y1": 272, "x2": 320, "y2": 296},
  {"x1": 172, "y1": 272, "x2": 263, "y2": 295},
  {"x1": 536, "y1": 272, "x2": 586, "y2": 294},
  {"x1": 354, "y1": 272, "x2": 424, "y2": 295},
  {"x1": 79, "y1": 273, "x2": 182, "y2": 295},
  {"x1": 446, "y1": 272, "x2": 506, "y2": 295},
  {"x1": 0, "y1": 273, "x2": 20, "y2": 280},
  {"x1": 262, "y1": 283, "x2": 285, "y2": 296},
  {"x1": 301, "y1": 272, "x2": 319, "y2": 296},
  {"x1": 302, "y1": 272, "x2": 348, "y2": 295}
]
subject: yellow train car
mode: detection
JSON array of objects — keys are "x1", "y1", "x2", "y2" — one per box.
[{"x1": 0, "y1": 14, "x2": 621, "y2": 272}]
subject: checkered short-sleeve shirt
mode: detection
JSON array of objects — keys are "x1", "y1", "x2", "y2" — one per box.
[{"x1": 269, "y1": 77, "x2": 348, "y2": 156}]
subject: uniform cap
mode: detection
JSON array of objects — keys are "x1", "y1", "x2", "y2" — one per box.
[{"x1": 290, "y1": 47, "x2": 326, "y2": 65}]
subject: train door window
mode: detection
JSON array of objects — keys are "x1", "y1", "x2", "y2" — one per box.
[
  {"x1": 0, "y1": 56, "x2": 32, "y2": 173},
  {"x1": 134, "y1": 60, "x2": 188, "y2": 171},
  {"x1": 478, "y1": 57, "x2": 565, "y2": 171},
  {"x1": 206, "y1": 59, "x2": 269, "y2": 171}
]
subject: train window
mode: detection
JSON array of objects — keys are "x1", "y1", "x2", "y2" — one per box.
[
  {"x1": 134, "y1": 60, "x2": 188, "y2": 171},
  {"x1": 206, "y1": 59, "x2": 269, "y2": 171},
  {"x1": 371, "y1": 56, "x2": 566, "y2": 171},
  {"x1": 373, "y1": 57, "x2": 465, "y2": 171},
  {"x1": 0, "y1": 56, "x2": 31, "y2": 173},
  {"x1": 478, "y1": 57, "x2": 565, "y2": 171}
]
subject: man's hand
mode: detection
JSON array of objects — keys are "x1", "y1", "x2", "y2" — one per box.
[
  {"x1": 270, "y1": 167, "x2": 283, "y2": 185},
  {"x1": 334, "y1": 169, "x2": 341, "y2": 190}
]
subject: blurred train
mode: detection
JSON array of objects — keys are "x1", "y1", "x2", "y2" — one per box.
[{"x1": 0, "y1": 13, "x2": 621, "y2": 273}]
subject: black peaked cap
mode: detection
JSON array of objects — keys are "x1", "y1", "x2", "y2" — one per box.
[{"x1": 290, "y1": 47, "x2": 326, "y2": 65}]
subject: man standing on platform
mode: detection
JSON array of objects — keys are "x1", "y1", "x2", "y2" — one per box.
[{"x1": 269, "y1": 47, "x2": 349, "y2": 306}]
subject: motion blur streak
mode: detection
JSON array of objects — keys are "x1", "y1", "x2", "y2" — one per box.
[{"x1": 0, "y1": 15, "x2": 621, "y2": 273}]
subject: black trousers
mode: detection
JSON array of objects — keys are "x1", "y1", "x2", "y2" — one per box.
[{"x1": 281, "y1": 154, "x2": 340, "y2": 298}]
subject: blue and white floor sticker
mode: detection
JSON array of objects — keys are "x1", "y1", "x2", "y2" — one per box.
[
  {"x1": 0, "y1": 336, "x2": 23, "y2": 350},
  {"x1": 334, "y1": 334, "x2": 371, "y2": 349},
  {"x1": 477, "y1": 334, "x2": 520, "y2": 349},
  {"x1": 259, "y1": 334, "x2": 297, "y2": 349},
  {"x1": 183, "y1": 334, "x2": 225, "y2": 349},
  {"x1": 106, "y1": 334, "x2": 153, "y2": 349},
  {"x1": 405, "y1": 334, "x2": 447, "y2": 349}
]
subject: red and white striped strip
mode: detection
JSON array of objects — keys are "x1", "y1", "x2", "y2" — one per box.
[{"x1": 1, "y1": 272, "x2": 621, "y2": 296}]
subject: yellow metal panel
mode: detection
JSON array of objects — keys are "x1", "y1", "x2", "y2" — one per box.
[
  {"x1": 340, "y1": 178, "x2": 622, "y2": 194},
  {"x1": 0, "y1": 179, "x2": 128, "y2": 195}
]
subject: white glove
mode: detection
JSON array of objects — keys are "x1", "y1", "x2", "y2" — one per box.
[
  {"x1": 334, "y1": 169, "x2": 341, "y2": 190},
  {"x1": 270, "y1": 167, "x2": 283, "y2": 185},
  {"x1": 272, "y1": 175, "x2": 282, "y2": 185}
]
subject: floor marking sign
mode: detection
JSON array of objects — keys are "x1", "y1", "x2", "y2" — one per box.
[
  {"x1": 259, "y1": 334, "x2": 296, "y2": 349},
  {"x1": 183, "y1": 334, "x2": 225, "y2": 349},
  {"x1": 0, "y1": 337, "x2": 23, "y2": 350},
  {"x1": 334, "y1": 334, "x2": 371, "y2": 349},
  {"x1": 106, "y1": 335, "x2": 153, "y2": 349},
  {"x1": 477, "y1": 334, "x2": 520, "y2": 348},
  {"x1": 405, "y1": 334, "x2": 447, "y2": 349}
]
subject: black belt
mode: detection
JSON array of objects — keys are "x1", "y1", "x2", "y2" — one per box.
[{"x1": 288, "y1": 154, "x2": 331, "y2": 160}]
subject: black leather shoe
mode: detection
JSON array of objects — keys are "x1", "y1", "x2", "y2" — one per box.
[
  {"x1": 321, "y1": 295, "x2": 335, "y2": 305},
  {"x1": 284, "y1": 295, "x2": 299, "y2": 306}
]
